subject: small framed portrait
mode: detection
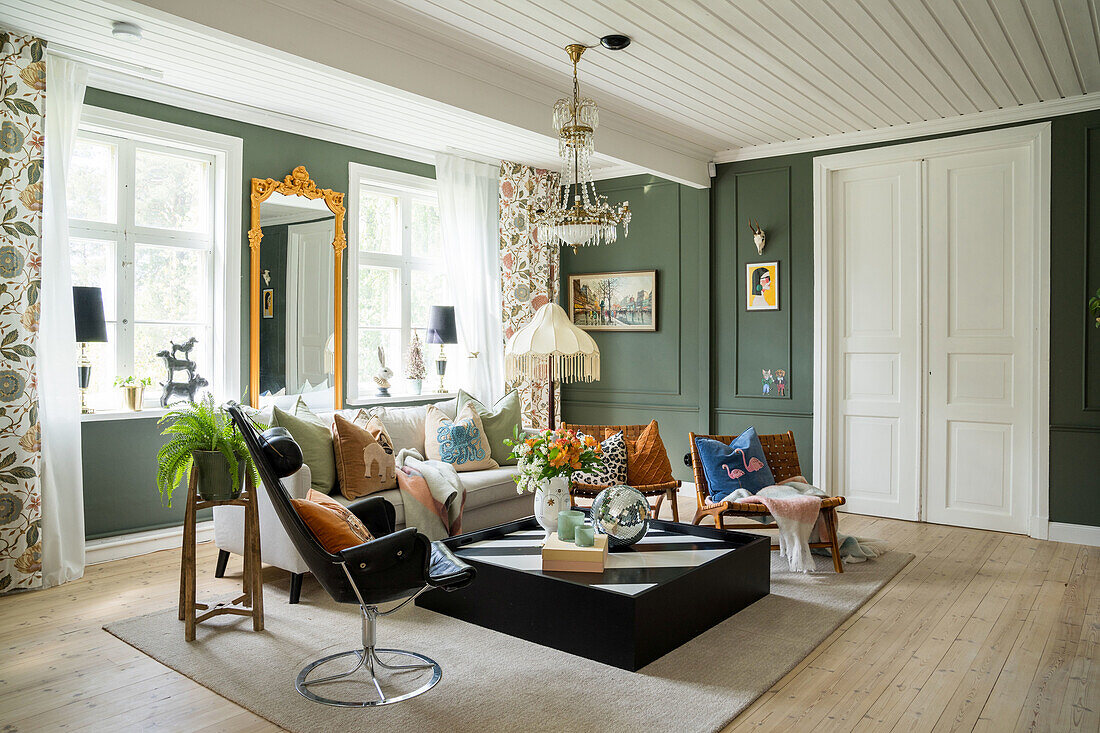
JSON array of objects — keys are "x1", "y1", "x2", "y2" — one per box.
[
  {"x1": 746, "y1": 262, "x2": 778, "y2": 311},
  {"x1": 262, "y1": 288, "x2": 274, "y2": 319},
  {"x1": 568, "y1": 270, "x2": 657, "y2": 331}
]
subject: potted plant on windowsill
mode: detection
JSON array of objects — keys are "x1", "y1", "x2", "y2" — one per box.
[
  {"x1": 114, "y1": 375, "x2": 153, "y2": 411},
  {"x1": 156, "y1": 396, "x2": 257, "y2": 506},
  {"x1": 405, "y1": 331, "x2": 427, "y2": 395}
]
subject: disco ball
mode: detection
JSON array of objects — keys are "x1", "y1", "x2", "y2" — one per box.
[{"x1": 590, "y1": 485, "x2": 650, "y2": 548}]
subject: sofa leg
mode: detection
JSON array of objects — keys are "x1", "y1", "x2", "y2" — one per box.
[
  {"x1": 214, "y1": 549, "x2": 230, "y2": 578},
  {"x1": 290, "y1": 573, "x2": 303, "y2": 604}
]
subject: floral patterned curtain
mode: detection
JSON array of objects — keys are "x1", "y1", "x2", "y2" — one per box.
[
  {"x1": 0, "y1": 32, "x2": 45, "y2": 592},
  {"x1": 499, "y1": 161, "x2": 560, "y2": 429}
]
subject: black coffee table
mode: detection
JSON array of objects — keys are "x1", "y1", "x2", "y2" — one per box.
[{"x1": 416, "y1": 516, "x2": 770, "y2": 670}]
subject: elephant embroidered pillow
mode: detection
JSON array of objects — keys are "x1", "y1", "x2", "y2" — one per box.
[
  {"x1": 331, "y1": 413, "x2": 397, "y2": 501},
  {"x1": 424, "y1": 404, "x2": 499, "y2": 472},
  {"x1": 695, "y1": 427, "x2": 776, "y2": 502},
  {"x1": 571, "y1": 431, "x2": 628, "y2": 486}
]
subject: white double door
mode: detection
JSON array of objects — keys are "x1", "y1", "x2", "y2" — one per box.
[{"x1": 827, "y1": 141, "x2": 1035, "y2": 534}]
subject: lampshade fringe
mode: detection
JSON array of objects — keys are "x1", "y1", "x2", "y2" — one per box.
[{"x1": 505, "y1": 351, "x2": 599, "y2": 384}]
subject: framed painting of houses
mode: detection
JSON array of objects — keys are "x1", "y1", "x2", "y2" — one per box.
[{"x1": 568, "y1": 270, "x2": 657, "y2": 332}]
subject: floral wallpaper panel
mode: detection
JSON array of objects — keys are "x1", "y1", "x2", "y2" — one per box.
[
  {"x1": 500, "y1": 161, "x2": 560, "y2": 429},
  {"x1": 0, "y1": 31, "x2": 45, "y2": 592}
]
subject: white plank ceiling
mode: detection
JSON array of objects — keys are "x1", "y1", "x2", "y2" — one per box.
[
  {"x1": 359, "y1": 0, "x2": 1100, "y2": 155},
  {"x1": 3, "y1": 0, "x2": 1099, "y2": 184}
]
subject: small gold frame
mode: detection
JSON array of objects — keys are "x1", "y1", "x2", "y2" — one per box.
[{"x1": 248, "y1": 166, "x2": 346, "y2": 409}]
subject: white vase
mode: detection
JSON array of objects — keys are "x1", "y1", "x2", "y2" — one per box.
[
  {"x1": 407, "y1": 378, "x2": 422, "y2": 395},
  {"x1": 533, "y1": 476, "x2": 571, "y2": 539}
]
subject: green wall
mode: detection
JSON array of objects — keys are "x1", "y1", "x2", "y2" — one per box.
[
  {"x1": 560, "y1": 175, "x2": 710, "y2": 481},
  {"x1": 569, "y1": 110, "x2": 1100, "y2": 528},
  {"x1": 78, "y1": 86, "x2": 1100, "y2": 536},
  {"x1": 80, "y1": 88, "x2": 434, "y2": 539}
]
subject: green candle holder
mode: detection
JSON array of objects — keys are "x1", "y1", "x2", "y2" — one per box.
[
  {"x1": 574, "y1": 525, "x2": 595, "y2": 547},
  {"x1": 557, "y1": 510, "x2": 584, "y2": 541}
]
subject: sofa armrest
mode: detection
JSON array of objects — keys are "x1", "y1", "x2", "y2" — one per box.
[{"x1": 281, "y1": 464, "x2": 312, "y2": 500}]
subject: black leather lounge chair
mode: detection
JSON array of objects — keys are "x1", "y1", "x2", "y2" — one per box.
[{"x1": 226, "y1": 403, "x2": 475, "y2": 707}]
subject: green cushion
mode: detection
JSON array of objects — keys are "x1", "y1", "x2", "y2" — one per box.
[
  {"x1": 456, "y1": 389, "x2": 522, "y2": 466},
  {"x1": 272, "y1": 404, "x2": 337, "y2": 494}
]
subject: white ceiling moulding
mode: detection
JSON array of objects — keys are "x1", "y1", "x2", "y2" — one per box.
[
  {"x1": 715, "y1": 93, "x2": 1100, "y2": 164},
  {"x1": 119, "y1": 0, "x2": 713, "y2": 187},
  {"x1": 86, "y1": 66, "x2": 441, "y2": 167}
]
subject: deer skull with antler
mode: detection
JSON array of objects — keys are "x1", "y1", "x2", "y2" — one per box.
[{"x1": 749, "y1": 219, "x2": 766, "y2": 255}]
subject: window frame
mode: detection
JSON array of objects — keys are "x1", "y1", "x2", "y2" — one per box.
[
  {"x1": 73, "y1": 106, "x2": 242, "y2": 416},
  {"x1": 347, "y1": 163, "x2": 448, "y2": 403}
]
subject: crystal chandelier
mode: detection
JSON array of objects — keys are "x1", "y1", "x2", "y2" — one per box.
[{"x1": 532, "y1": 43, "x2": 630, "y2": 252}]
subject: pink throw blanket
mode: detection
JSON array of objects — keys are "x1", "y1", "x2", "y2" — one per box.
[{"x1": 738, "y1": 489, "x2": 825, "y2": 572}]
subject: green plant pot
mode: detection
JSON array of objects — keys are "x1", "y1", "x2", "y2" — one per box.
[{"x1": 191, "y1": 450, "x2": 246, "y2": 502}]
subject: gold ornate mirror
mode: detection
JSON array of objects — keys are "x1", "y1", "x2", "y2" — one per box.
[{"x1": 249, "y1": 166, "x2": 346, "y2": 409}]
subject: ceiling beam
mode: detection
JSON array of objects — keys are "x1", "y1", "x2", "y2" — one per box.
[{"x1": 119, "y1": 0, "x2": 712, "y2": 187}]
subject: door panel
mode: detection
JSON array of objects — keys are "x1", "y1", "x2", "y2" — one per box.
[
  {"x1": 829, "y1": 162, "x2": 922, "y2": 520},
  {"x1": 925, "y1": 147, "x2": 1031, "y2": 533}
]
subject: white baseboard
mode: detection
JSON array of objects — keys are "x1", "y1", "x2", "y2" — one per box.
[
  {"x1": 85, "y1": 521, "x2": 215, "y2": 565},
  {"x1": 1048, "y1": 521, "x2": 1100, "y2": 547}
]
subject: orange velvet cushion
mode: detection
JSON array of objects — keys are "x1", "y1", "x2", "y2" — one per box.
[
  {"x1": 291, "y1": 489, "x2": 374, "y2": 553},
  {"x1": 613, "y1": 420, "x2": 675, "y2": 486}
]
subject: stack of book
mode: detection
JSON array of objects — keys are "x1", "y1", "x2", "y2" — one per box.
[{"x1": 541, "y1": 533, "x2": 608, "y2": 573}]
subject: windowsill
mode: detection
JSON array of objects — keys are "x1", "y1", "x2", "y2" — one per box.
[
  {"x1": 79, "y1": 391, "x2": 456, "y2": 422},
  {"x1": 81, "y1": 407, "x2": 170, "y2": 422},
  {"x1": 346, "y1": 391, "x2": 456, "y2": 408}
]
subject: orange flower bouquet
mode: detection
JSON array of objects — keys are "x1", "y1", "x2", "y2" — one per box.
[{"x1": 504, "y1": 426, "x2": 604, "y2": 494}]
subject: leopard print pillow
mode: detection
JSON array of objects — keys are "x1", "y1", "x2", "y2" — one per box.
[{"x1": 572, "y1": 430, "x2": 628, "y2": 486}]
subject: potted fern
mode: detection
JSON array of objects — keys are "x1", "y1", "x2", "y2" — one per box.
[{"x1": 156, "y1": 396, "x2": 257, "y2": 506}]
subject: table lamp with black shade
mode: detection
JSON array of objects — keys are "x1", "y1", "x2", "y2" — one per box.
[
  {"x1": 425, "y1": 305, "x2": 457, "y2": 393},
  {"x1": 73, "y1": 286, "x2": 108, "y2": 414}
]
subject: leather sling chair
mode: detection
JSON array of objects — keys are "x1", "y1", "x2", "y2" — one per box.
[{"x1": 226, "y1": 403, "x2": 476, "y2": 708}]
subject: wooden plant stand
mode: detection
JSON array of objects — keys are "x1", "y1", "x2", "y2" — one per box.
[{"x1": 178, "y1": 470, "x2": 263, "y2": 641}]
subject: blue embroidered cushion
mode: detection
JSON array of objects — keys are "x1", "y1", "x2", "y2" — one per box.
[
  {"x1": 695, "y1": 427, "x2": 776, "y2": 501},
  {"x1": 424, "y1": 404, "x2": 499, "y2": 472},
  {"x1": 571, "y1": 431, "x2": 627, "y2": 486}
]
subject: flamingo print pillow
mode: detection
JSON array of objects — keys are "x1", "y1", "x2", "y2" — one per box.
[{"x1": 695, "y1": 428, "x2": 776, "y2": 501}]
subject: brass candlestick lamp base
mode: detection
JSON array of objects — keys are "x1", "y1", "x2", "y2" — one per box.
[
  {"x1": 434, "y1": 344, "x2": 448, "y2": 393},
  {"x1": 78, "y1": 342, "x2": 94, "y2": 414}
]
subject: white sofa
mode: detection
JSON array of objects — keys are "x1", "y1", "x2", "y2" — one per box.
[{"x1": 213, "y1": 401, "x2": 532, "y2": 602}]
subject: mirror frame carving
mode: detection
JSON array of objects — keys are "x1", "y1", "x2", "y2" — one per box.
[{"x1": 248, "y1": 166, "x2": 346, "y2": 408}]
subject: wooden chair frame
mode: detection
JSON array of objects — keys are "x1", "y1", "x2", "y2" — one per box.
[
  {"x1": 688, "y1": 431, "x2": 846, "y2": 573},
  {"x1": 561, "y1": 422, "x2": 681, "y2": 522}
]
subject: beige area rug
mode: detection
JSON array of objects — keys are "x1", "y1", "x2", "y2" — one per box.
[{"x1": 106, "y1": 551, "x2": 912, "y2": 733}]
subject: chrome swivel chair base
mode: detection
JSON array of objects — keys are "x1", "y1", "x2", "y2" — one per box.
[
  {"x1": 296, "y1": 596, "x2": 441, "y2": 707},
  {"x1": 296, "y1": 647, "x2": 441, "y2": 707}
]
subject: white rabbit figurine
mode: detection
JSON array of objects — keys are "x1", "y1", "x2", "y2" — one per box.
[{"x1": 373, "y1": 345, "x2": 394, "y2": 397}]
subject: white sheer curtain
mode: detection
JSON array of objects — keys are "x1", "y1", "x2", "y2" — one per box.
[
  {"x1": 434, "y1": 154, "x2": 504, "y2": 405},
  {"x1": 40, "y1": 56, "x2": 87, "y2": 586}
]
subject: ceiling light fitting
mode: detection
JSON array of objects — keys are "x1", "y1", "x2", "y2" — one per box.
[
  {"x1": 111, "y1": 21, "x2": 143, "y2": 42},
  {"x1": 531, "y1": 41, "x2": 631, "y2": 252}
]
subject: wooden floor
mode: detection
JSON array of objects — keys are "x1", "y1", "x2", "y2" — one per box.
[{"x1": 0, "y1": 492, "x2": 1095, "y2": 732}]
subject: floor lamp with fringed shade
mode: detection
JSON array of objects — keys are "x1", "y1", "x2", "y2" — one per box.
[{"x1": 505, "y1": 301, "x2": 599, "y2": 429}]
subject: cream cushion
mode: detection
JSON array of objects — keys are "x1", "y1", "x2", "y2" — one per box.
[
  {"x1": 424, "y1": 403, "x2": 499, "y2": 472},
  {"x1": 367, "y1": 398, "x2": 457, "y2": 456}
]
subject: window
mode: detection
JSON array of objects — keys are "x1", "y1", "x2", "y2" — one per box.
[
  {"x1": 348, "y1": 164, "x2": 459, "y2": 401},
  {"x1": 67, "y1": 108, "x2": 241, "y2": 412}
]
